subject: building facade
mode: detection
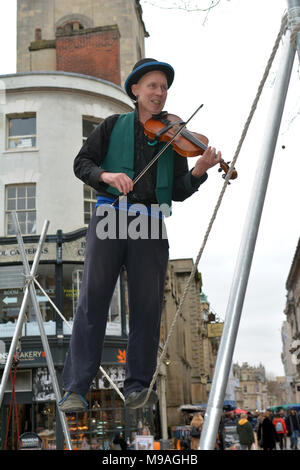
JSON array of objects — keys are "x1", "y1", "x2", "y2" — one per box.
[
  {"x1": 0, "y1": 0, "x2": 152, "y2": 450},
  {"x1": 17, "y1": 0, "x2": 148, "y2": 86},
  {"x1": 161, "y1": 259, "x2": 223, "y2": 426},
  {"x1": 282, "y1": 238, "x2": 300, "y2": 403},
  {"x1": 233, "y1": 363, "x2": 267, "y2": 411}
]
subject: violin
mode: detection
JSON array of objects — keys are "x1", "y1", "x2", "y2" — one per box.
[{"x1": 144, "y1": 112, "x2": 238, "y2": 181}]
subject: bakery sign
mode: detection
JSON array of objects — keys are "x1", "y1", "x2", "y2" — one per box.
[{"x1": 0, "y1": 346, "x2": 46, "y2": 365}]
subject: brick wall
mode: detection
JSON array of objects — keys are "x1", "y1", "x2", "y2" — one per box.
[{"x1": 56, "y1": 25, "x2": 121, "y2": 85}]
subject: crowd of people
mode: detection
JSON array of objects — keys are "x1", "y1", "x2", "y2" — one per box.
[
  {"x1": 218, "y1": 407, "x2": 300, "y2": 450},
  {"x1": 108, "y1": 407, "x2": 300, "y2": 451},
  {"x1": 172, "y1": 407, "x2": 300, "y2": 451}
]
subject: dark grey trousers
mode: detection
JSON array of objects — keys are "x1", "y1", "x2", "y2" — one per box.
[{"x1": 62, "y1": 208, "x2": 169, "y2": 396}]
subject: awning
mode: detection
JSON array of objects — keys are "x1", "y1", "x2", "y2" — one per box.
[
  {"x1": 268, "y1": 403, "x2": 300, "y2": 412},
  {"x1": 180, "y1": 400, "x2": 235, "y2": 413}
]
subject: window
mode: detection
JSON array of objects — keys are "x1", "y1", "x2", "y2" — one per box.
[
  {"x1": 82, "y1": 118, "x2": 101, "y2": 224},
  {"x1": 62, "y1": 265, "x2": 122, "y2": 336},
  {"x1": 5, "y1": 184, "x2": 36, "y2": 236},
  {"x1": 84, "y1": 184, "x2": 97, "y2": 225},
  {"x1": 82, "y1": 117, "x2": 102, "y2": 144},
  {"x1": 57, "y1": 21, "x2": 85, "y2": 34},
  {"x1": 0, "y1": 264, "x2": 56, "y2": 337},
  {"x1": 7, "y1": 113, "x2": 36, "y2": 149}
]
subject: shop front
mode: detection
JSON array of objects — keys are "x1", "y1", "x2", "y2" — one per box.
[
  {"x1": 0, "y1": 357, "x2": 155, "y2": 450},
  {"x1": 0, "y1": 229, "x2": 157, "y2": 449}
]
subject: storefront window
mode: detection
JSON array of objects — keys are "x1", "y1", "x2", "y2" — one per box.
[
  {"x1": 26, "y1": 264, "x2": 56, "y2": 336},
  {"x1": 62, "y1": 264, "x2": 122, "y2": 336},
  {"x1": 63, "y1": 367, "x2": 155, "y2": 450},
  {"x1": 0, "y1": 265, "x2": 25, "y2": 337},
  {"x1": 32, "y1": 368, "x2": 56, "y2": 449},
  {"x1": 0, "y1": 264, "x2": 56, "y2": 337},
  {"x1": 0, "y1": 261, "x2": 123, "y2": 338},
  {"x1": 83, "y1": 184, "x2": 97, "y2": 225},
  {"x1": 62, "y1": 264, "x2": 83, "y2": 325},
  {"x1": 34, "y1": 402, "x2": 57, "y2": 450}
]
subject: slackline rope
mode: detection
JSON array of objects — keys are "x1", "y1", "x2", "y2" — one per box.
[{"x1": 23, "y1": 11, "x2": 293, "y2": 408}]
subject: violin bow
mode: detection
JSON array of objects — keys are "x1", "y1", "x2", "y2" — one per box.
[{"x1": 111, "y1": 103, "x2": 204, "y2": 206}]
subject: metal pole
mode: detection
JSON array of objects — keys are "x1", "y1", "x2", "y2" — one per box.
[
  {"x1": 287, "y1": 0, "x2": 300, "y2": 61},
  {"x1": 199, "y1": 21, "x2": 296, "y2": 450},
  {"x1": 11, "y1": 213, "x2": 73, "y2": 450},
  {"x1": 0, "y1": 220, "x2": 49, "y2": 408}
]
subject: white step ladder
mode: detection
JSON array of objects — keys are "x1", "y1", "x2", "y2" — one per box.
[{"x1": 0, "y1": 213, "x2": 72, "y2": 450}]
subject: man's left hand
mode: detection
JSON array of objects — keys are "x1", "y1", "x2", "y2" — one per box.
[{"x1": 191, "y1": 146, "x2": 222, "y2": 178}]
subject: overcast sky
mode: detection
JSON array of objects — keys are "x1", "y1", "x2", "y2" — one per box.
[
  {"x1": 1, "y1": 0, "x2": 299, "y2": 379},
  {"x1": 140, "y1": 0, "x2": 300, "y2": 378}
]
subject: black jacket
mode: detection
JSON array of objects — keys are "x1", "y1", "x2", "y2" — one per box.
[
  {"x1": 74, "y1": 110, "x2": 208, "y2": 205},
  {"x1": 257, "y1": 417, "x2": 278, "y2": 449},
  {"x1": 285, "y1": 413, "x2": 300, "y2": 434}
]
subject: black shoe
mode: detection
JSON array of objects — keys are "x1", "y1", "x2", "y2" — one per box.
[{"x1": 125, "y1": 389, "x2": 158, "y2": 409}]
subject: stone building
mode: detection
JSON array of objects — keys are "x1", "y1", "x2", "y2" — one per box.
[
  {"x1": 161, "y1": 259, "x2": 223, "y2": 426},
  {"x1": 17, "y1": 0, "x2": 148, "y2": 85},
  {"x1": 233, "y1": 363, "x2": 267, "y2": 411},
  {"x1": 0, "y1": 0, "x2": 224, "y2": 448},
  {"x1": 282, "y1": 238, "x2": 300, "y2": 403},
  {"x1": 0, "y1": 0, "x2": 149, "y2": 450},
  {"x1": 233, "y1": 363, "x2": 288, "y2": 411}
]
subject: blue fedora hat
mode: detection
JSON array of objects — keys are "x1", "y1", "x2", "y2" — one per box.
[{"x1": 125, "y1": 58, "x2": 174, "y2": 100}]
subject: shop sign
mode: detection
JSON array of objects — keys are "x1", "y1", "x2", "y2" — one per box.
[
  {"x1": 19, "y1": 432, "x2": 43, "y2": 450},
  {"x1": 0, "y1": 348, "x2": 46, "y2": 366},
  {"x1": 0, "y1": 243, "x2": 56, "y2": 263},
  {"x1": 207, "y1": 322, "x2": 224, "y2": 338},
  {"x1": 135, "y1": 435, "x2": 154, "y2": 450},
  {"x1": 117, "y1": 349, "x2": 126, "y2": 363},
  {"x1": 62, "y1": 238, "x2": 86, "y2": 261}
]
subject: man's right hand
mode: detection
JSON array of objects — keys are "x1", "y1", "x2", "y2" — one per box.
[{"x1": 100, "y1": 171, "x2": 134, "y2": 195}]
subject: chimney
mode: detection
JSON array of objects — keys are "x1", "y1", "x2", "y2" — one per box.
[{"x1": 35, "y1": 28, "x2": 42, "y2": 41}]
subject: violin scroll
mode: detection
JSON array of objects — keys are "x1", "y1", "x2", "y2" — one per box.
[{"x1": 218, "y1": 160, "x2": 238, "y2": 183}]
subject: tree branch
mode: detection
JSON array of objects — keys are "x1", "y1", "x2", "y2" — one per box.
[{"x1": 141, "y1": 0, "x2": 223, "y2": 13}]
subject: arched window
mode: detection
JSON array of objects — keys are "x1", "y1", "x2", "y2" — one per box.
[
  {"x1": 57, "y1": 21, "x2": 84, "y2": 34},
  {"x1": 55, "y1": 14, "x2": 93, "y2": 35}
]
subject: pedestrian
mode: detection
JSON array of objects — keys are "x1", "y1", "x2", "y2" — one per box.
[
  {"x1": 279, "y1": 408, "x2": 287, "y2": 449},
  {"x1": 257, "y1": 410, "x2": 278, "y2": 451},
  {"x1": 112, "y1": 432, "x2": 128, "y2": 451},
  {"x1": 272, "y1": 413, "x2": 287, "y2": 450},
  {"x1": 285, "y1": 408, "x2": 300, "y2": 450},
  {"x1": 190, "y1": 412, "x2": 204, "y2": 450},
  {"x1": 58, "y1": 58, "x2": 222, "y2": 413},
  {"x1": 220, "y1": 411, "x2": 239, "y2": 450},
  {"x1": 236, "y1": 413, "x2": 255, "y2": 450},
  {"x1": 255, "y1": 413, "x2": 264, "y2": 449}
]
